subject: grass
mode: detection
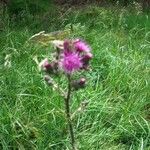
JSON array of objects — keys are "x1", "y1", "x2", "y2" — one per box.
[{"x1": 0, "y1": 4, "x2": 150, "y2": 150}]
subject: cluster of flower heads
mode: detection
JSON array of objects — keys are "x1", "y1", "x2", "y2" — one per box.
[{"x1": 40, "y1": 39, "x2": 92, "y2": 74}]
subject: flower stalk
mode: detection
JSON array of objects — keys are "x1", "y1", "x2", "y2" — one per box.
[{"x1": 64, "y1": 75, "x2": 76, "y2": 150}]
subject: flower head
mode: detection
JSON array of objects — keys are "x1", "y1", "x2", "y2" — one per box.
[
  {"x1": 58, "y1": 39, "x2": 92, "y2": 74},
  {"x1": 74, "y1": 39, "x2": 91, "y2": 53},
  {"x1": 60, "y1": 51, "x2": 82, "y2": 74}
]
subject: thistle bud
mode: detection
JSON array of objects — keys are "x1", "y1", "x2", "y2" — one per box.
[
  {"x1": 72, "y1": 78, "x2": 86, "y2": 90},
  {"x1": 44, "y1": 75, "x2": 53, "y2": 85},
  {"x1": 79, "y1": 78, "x2": 86, "y2": 86},
  {"x1": 81, "y1": 53, "x2": 93, "y2": 70},
  {"x1": 39, "y1": 59, "x2": 59, "y2": 74},
  {"x1": 74, "y1": 39, "x2": 91, "y2": 53},
  {"x1": 82, "y1": 53, "x2": 93, "y2": 63},
  {"x1": 44, "y1": 63, "x2": 53, "y2": 71},
  {"x1": 64, "y1": 40, "x2": 72, "y2": 52},
  {"x1": 39, "y1": 58, "x2": 53, "y2": 72}
]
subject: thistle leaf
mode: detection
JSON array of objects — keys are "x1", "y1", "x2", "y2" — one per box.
[{"x1": 29, "y1": 30, "x2": 71, "y2": 45}]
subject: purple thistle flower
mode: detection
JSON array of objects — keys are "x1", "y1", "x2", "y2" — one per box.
[
  {"x1": 74, "y1": 39, "x2": 91, "y2": 53},
  {"x1": 58, "y1": 39, "x2": 92, "y2": 74},
  {"x1": 60, "y1": 51, "x2": 82, "y2": 74}
]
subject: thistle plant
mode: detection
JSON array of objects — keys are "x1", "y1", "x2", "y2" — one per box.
[{"x1": 32, "y1": 34, "x2": 92, "y2": 149}]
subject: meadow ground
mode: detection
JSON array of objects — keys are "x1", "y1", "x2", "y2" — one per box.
[{"x1": 0, "y1": 4, "x2": 150, "y2": 150}]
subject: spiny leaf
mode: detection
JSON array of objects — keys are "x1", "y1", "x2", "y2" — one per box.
[{"x1": 29, "y1": 30, "x2": 71, "y2": 45}]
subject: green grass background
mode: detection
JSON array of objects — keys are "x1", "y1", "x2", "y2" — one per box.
[{"x1": 0, "y1": 4, "x2": 150, "y2": 150}]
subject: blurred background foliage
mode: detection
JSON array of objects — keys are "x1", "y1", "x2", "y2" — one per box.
[
  {"x1": 3, "y1": 0, "x2": 54, "y2": 15},
  {"x1": 0, "y1": 0, "x2": 149, "y2": 34},
  {"x1": 0, "y1": 0, "x2": 150, "y2": 16}
]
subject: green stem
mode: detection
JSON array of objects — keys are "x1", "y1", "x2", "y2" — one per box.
[{"x1": 64, "y1": 74, "x2": 76, "y2": 150}]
